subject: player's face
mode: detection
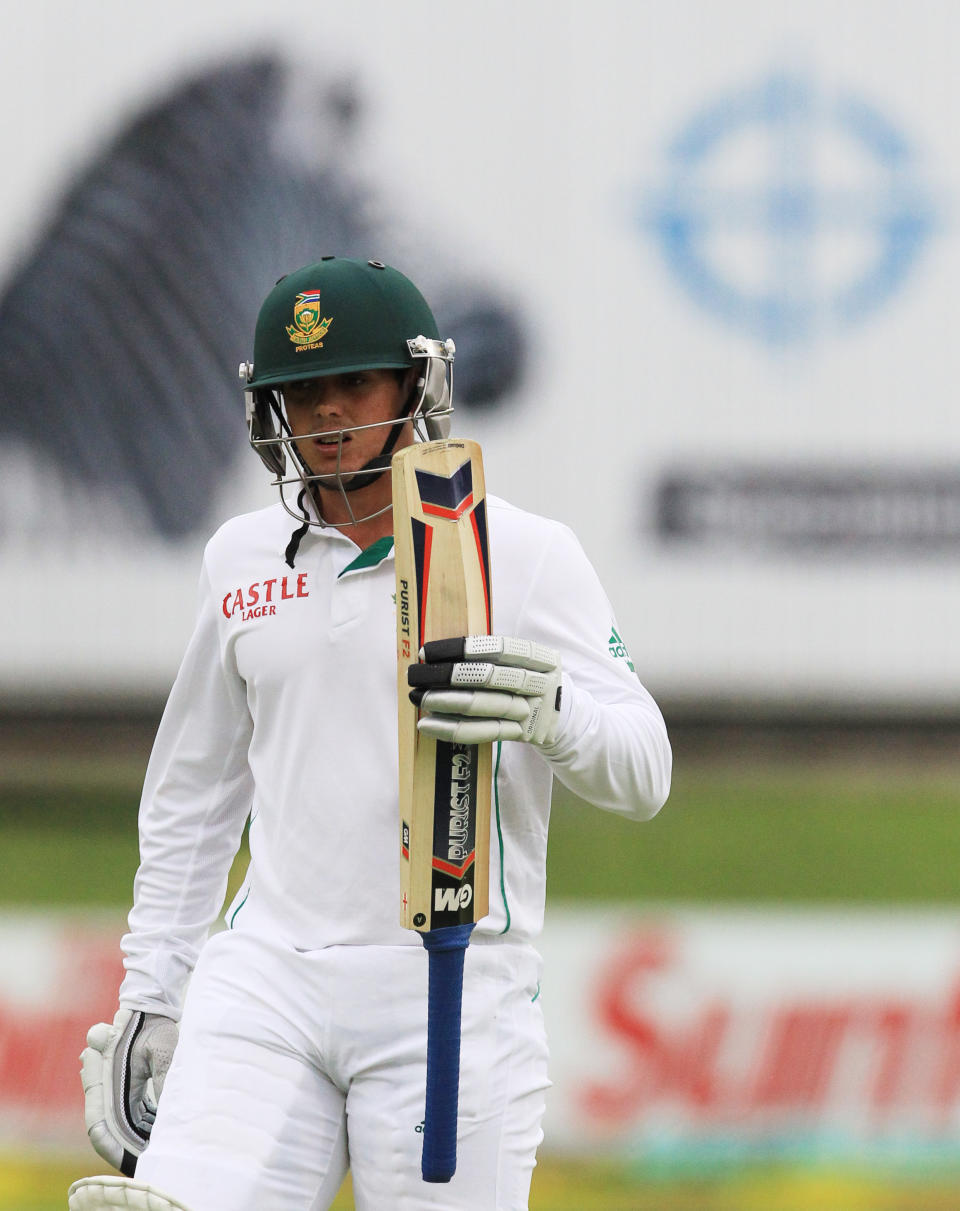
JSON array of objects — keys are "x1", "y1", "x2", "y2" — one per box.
[{"x1": 281, "y1": 369, "x2": 413, "y2": 483}]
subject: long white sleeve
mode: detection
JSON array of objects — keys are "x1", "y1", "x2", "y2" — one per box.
[
  {"x1": 118, "y1": 557, "x2": 254, "y2": 1018},
  {"x1": 516, "y1": 521, "x2": 672, "y2": 820}
]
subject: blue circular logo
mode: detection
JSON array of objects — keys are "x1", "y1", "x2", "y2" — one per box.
[{"x1": 644, "y1": 72, "x2": 937, "y2": 345}]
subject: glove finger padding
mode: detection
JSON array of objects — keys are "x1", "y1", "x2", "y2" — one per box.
[
  {"x1": 419, "y1": 689, "x2": 532, "y2": 722},
  {"x1": 409, "y1": 660, "x2": 551, "y2": 698},
  {"x1": 416, "y1": 690, "x2": 530, "y2": 743},
  {"x1": 415, "y1": 714, "x2": 527, "y2": 744},
  {"x1": 80, "y1": 1009, "x2": 179, "y2": 1175},
  {"x1": 420, "y1": 635, "x2": 559, "y2": 672},
  {"x1": 411, "y1": 635, "x2": 563, "y2": 746}
]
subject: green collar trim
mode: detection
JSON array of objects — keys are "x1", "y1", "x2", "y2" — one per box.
[{"x1": 338, "y1": 535, "x2": 394, "y2": 578}]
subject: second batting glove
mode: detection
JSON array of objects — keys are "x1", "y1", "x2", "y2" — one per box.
[{"x1": 80, "y1": 1008, "x2": 179, "y2": 1175}]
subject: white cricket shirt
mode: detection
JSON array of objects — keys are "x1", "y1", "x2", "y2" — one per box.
[{"x1": 119, "y1": 495, "x2": 671, "y2": 1016}]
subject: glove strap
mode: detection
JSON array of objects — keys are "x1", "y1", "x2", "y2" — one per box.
[{"x1": 116, "y1": 1011, "x2": 150, "y2": 1169}]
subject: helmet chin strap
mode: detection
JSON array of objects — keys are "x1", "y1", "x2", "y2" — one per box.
[
  {"x1": 337, "y1": 401, "x2": 410, "y2": 493},
  {"x1": 331, "y1": 378, "x2": 419, "y2": 494}
]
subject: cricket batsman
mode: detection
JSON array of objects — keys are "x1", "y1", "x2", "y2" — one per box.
[{"x1": 71, "y1": 257, "x2": 671, "y2": 1211}]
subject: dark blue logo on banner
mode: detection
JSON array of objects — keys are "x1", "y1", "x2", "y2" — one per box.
[{"x1": 643, "y1": 71, "x2": 938, "y2": 345}]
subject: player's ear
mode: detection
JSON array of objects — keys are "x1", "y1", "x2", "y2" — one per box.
[{"x1": 396, "y1": 367, "x2": 420, "y2": 420}]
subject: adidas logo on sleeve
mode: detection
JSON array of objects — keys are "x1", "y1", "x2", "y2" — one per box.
[{"x1": 607, "y1": 625, "x2": 636, "y2": 673}]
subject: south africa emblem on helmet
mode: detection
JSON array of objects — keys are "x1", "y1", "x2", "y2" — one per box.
[{"x1": 286, "y1": 291, "x2": 333, "y2": 351}]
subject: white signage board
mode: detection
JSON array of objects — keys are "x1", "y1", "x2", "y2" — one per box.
[{"x1": 0, "y1": 1, "x2": 956, "y2": 708}]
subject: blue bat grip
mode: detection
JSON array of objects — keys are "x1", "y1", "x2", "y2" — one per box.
[{"x1": 420, "y1": 922, "x2": 475, "y2": 1182}]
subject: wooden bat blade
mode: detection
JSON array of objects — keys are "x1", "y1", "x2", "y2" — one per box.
[{"x1": 393, "y1": 439, "x2": 492, "y2": 935}]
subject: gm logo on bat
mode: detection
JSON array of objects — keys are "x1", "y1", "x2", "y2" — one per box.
[{"x1": 435, "y1": 885, "x2": 473, "y2": 911}]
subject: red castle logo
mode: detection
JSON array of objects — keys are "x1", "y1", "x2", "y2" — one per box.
[{"x1": 222, "y1": 573, "x2": 309, "y2": 621}]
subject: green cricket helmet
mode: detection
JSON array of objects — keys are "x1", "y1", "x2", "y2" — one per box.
[{"x1": 239, "y1": 257, "x2": 455, "y2": 496}]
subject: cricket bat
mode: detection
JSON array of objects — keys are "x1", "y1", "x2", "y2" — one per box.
[{"x1": 393, "y1": 438, "x2": 493, "y2": 1184}]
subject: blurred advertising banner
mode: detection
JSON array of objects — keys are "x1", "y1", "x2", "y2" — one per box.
[
  {"x1": 0, "y1": 1, "x2": 957, "y2": 709},
  {"x1": 6, "y1": 906, "x2": 960, "y2": 1164},
  {"x1": 0, "y1": 913, "x2": 122, "y2": 1151},
  {"x1": 539, "y1": 907, "x2": 960, "y2": 1166}
]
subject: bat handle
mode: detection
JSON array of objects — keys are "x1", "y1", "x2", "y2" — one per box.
[{"x1": 420, "y1": 922, "x2": 475, "y2": 1183}]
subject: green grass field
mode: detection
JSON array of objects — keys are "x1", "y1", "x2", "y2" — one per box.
[
  {"x1": 3, "y1": 760, "x2": 958, "y2": 907},
  {"x1": 2, "y1": 741, "x2": 959, "y2": 1209}
]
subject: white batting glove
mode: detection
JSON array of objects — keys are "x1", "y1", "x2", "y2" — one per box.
[
  {"x1": 80, "y1": 1008, "x2": 179, "y2": 1175},
  {"x1": 409, "y1": 635, "x2": 563, "y2": 746}
]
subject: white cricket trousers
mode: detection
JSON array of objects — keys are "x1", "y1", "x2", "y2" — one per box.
[{"x1": 135, "y1": 929, "x2": 550, "y2": 1210}]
